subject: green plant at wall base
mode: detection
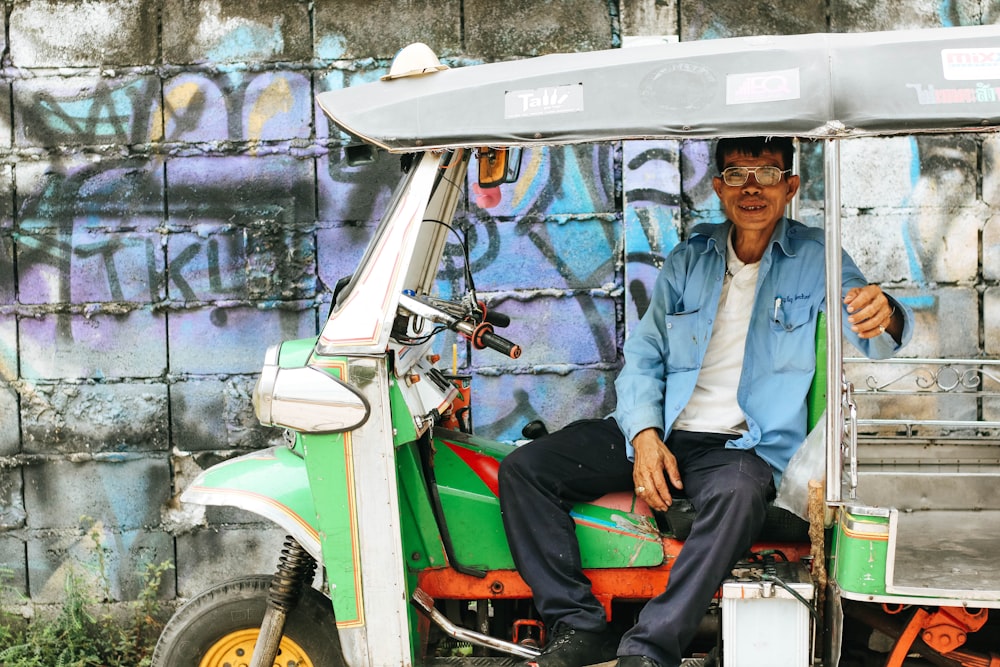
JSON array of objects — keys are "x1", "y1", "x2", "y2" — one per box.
[{"x1": 0, "y1": 560, "x2": 173, "y2": 667}]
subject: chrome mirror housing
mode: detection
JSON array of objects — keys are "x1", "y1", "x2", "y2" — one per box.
[{"x1": 253, "y1": 346, "x2": 370, "y2": 433}]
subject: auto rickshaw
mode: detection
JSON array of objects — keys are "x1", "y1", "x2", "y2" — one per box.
[{"x1": 153, "y1": 24, "x2": 1000, "y2": 667}]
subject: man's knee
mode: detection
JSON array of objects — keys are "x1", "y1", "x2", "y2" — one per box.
[
  {"x1": 498, "y1": 441, "x2": 541, "y2": 491},
  {"x1": 701, "y1": 455, "x2": 774, "y2": 513},
  {"x1": 497, "y1": 447, "x2": 519, "y2": 486},
  {"x1": 739, "y1": 453, "x2": 777, "y2": 503},
  {"x1": 499, "y1": 432, "x2": 580, "y2": 497}
]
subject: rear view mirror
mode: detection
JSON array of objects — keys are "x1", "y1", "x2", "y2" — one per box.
[
  {"x1": 477, "y1": 148, "x2": 522, "y2": 187},
  {"x1": 253, "y1": 346, "x2": 370, "y2": 433}
]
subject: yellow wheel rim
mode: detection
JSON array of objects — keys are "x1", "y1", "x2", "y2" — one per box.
[{"x1": 198, "y1": 628, "x2": 315, "y2": 667}]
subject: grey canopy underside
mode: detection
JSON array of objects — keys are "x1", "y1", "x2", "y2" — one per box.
[{"x1": 316, "y1": 25, "x2": 1000, "y2": 151}]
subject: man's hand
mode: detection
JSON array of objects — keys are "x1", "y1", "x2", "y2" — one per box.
[
  {"x1": 844, "y1": 285, "x2": 902, "y2": 342},
  {"x1": 632, "y1": 428, "x2": 683, "y2": 512}
]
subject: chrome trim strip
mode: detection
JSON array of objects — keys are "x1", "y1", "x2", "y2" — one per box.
[{"x1": 844, "y1": 504, "x2": 890, "y2": 518}]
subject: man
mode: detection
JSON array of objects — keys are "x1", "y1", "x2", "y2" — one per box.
[{"x1": 497, "y1": 136, "x2": 912, "y2": 667}]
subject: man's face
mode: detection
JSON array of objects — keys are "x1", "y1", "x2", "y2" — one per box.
[{"x1": 712, "y1": 148, "x2": 800, "y2": 238}]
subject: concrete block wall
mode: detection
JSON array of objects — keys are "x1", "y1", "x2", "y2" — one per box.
[{"x1": 0, "y1": 0, "x2": 997, "y2": 612}]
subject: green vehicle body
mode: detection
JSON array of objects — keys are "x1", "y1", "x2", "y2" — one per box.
[
  {"x1": 185, "y1": 338, "x2": 667, "y2": 618},
  {"x1": 830, "y1": 507, "x2": 891, "y2": 597}
]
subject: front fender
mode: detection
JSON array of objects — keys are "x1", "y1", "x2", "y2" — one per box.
[{"x1": 181, "y1": 446, "x2": 321, "y2": 563}]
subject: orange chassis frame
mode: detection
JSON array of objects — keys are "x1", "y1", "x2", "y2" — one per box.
[{"x1": 417, "y1": 538, "x2": 814, "y2": 621}]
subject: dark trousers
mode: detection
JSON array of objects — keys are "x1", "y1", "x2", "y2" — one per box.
[{"x1": 497, "y1": 418, "x2": 775, "y2": 667}]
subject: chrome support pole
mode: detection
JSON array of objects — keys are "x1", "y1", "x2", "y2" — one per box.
[
  {"x1": 787, "y1": 137, "x2": 800, "y2": 221},
  {"x1": 824, "y1": 139, "x2": 844, "y2": 505}
]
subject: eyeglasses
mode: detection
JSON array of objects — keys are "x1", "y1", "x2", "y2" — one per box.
[{"x1": 719, "y1": 166, "x2": 792, "y2": 187}]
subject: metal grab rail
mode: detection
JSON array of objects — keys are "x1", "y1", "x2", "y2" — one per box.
[
  {"x1": 856, "y1": 419, "x2": 1000, "y2": 430},
  {"x1": 845, "y1": 379, "x2": 858, "y2": 500}
]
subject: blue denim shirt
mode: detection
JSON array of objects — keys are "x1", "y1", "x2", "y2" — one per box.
[{"x1": 612, "y1": 217, "x2": 913, "y2": 482}]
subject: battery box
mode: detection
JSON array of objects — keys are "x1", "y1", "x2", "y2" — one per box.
[{"x1": 721, "y1": 561, "x2": 815, "y2": 667}]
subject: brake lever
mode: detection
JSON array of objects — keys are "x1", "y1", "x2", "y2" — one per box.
[{"x1": 456, "y1": 295, "x2": 510, "y2": 328}]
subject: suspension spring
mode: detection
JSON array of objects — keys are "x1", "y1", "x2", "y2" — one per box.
[{"x1": 267, "y1": 535, "x2": 318, "y2": 613}]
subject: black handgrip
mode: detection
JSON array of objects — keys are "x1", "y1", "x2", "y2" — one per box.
[
  {"x1": 482, "y1": 330, "x2": 521, "y2": 359},
  {"x1": 471, "y1": 323, "x2": 522, "y2": 359},
  {"x1": 476, "y1": 300, "x2": 511, "y2": 328},
  {"x1": 484, "y1": 309, "x2": 511, "y2": 328}
]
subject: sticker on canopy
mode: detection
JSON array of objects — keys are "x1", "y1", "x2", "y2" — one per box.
[
  {"x1": 640, "y1": 62, "x2": 716, "y2": 111},
  {"x1": 941, "y1": 47, "x2": 1000, "y2": 81},
  {"x1": 726, "y1": 68, "x2": 801, "y2": 105},
  {"x1": 505, "y1": 83, "x2": 584, "y2": 118}
]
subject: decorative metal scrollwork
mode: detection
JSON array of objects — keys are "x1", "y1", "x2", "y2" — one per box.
[
  {"x1": 853, "y1": 361, "x2": 1000, "y2": 395},
  {"x1": 845, "y1": 359, "x2": 1000, "y2": 444}
]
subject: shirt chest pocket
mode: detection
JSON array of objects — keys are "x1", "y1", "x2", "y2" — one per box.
[
  {"x1": 769, "y1": 300, "x2": 817, "y2": 372},
  {"x1": 665, "y1": 311, "x2": 703, "y2": 372}
]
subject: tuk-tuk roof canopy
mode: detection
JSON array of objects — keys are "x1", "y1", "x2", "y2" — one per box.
[{"x1": 316, "y1": 25, "x2": 1000, "y2": 152}]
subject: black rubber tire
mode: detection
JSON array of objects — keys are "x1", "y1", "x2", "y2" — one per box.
[{"x1": 151, "y1": 575, "x2": 347, "y2": 667}]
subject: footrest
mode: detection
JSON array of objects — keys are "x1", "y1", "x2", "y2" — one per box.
[{"x1": 886, "y1": 508, "x2": 1000, "y2": 602}]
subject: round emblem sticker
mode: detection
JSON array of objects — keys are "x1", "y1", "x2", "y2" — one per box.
[{"x1": 640, "y1": 62, "x2": 718, "y2": 112}]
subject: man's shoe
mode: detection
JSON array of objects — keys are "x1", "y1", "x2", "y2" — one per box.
[
  {"x1": 526, "y1": 625, "x2": 619, "y2": 667},
  {"x1": 617, "y1": 656, "x2": 662, "y2": 667}
]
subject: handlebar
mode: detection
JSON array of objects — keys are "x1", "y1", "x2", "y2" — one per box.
[
  {"x1": 458, "y1": 320, "x2": 521, "y2": 359},
  {"x1": 398, "y1": 293, "x2": 522, "y2": 359}
]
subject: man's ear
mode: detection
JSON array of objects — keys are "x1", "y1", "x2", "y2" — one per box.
[
  {"x1": 711, "y1": 175, "x2": 724, "y2": 199},
  {"x1": 784, "y1": 174, "x2": 801, "y2": 202}
]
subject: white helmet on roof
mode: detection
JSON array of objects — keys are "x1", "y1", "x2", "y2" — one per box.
[{"x1": 381, "y1": 42, "x2": 449, "y2": 81}]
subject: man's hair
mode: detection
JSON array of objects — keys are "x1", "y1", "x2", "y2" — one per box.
[{"x1": 715, "y1": 136, "x2": 795, "y2": 172}]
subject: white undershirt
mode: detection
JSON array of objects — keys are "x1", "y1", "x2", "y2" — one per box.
[{"x1": 673, "y1": 233, "x2": 758, "y2": 435}]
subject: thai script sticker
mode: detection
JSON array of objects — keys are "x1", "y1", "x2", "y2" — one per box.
[
  {"x1": 725, "y1": 68, "x2": 801, "y2": 105},
  {"x1": 941, "y1": 47, "x2": 1000, "y2": 81},
  {"x1": 505, "y1": 83, "x2": 584, "y2": 118},
  {"x1": 906, "y1": 81, "x2": 999, "y2": 105}
]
